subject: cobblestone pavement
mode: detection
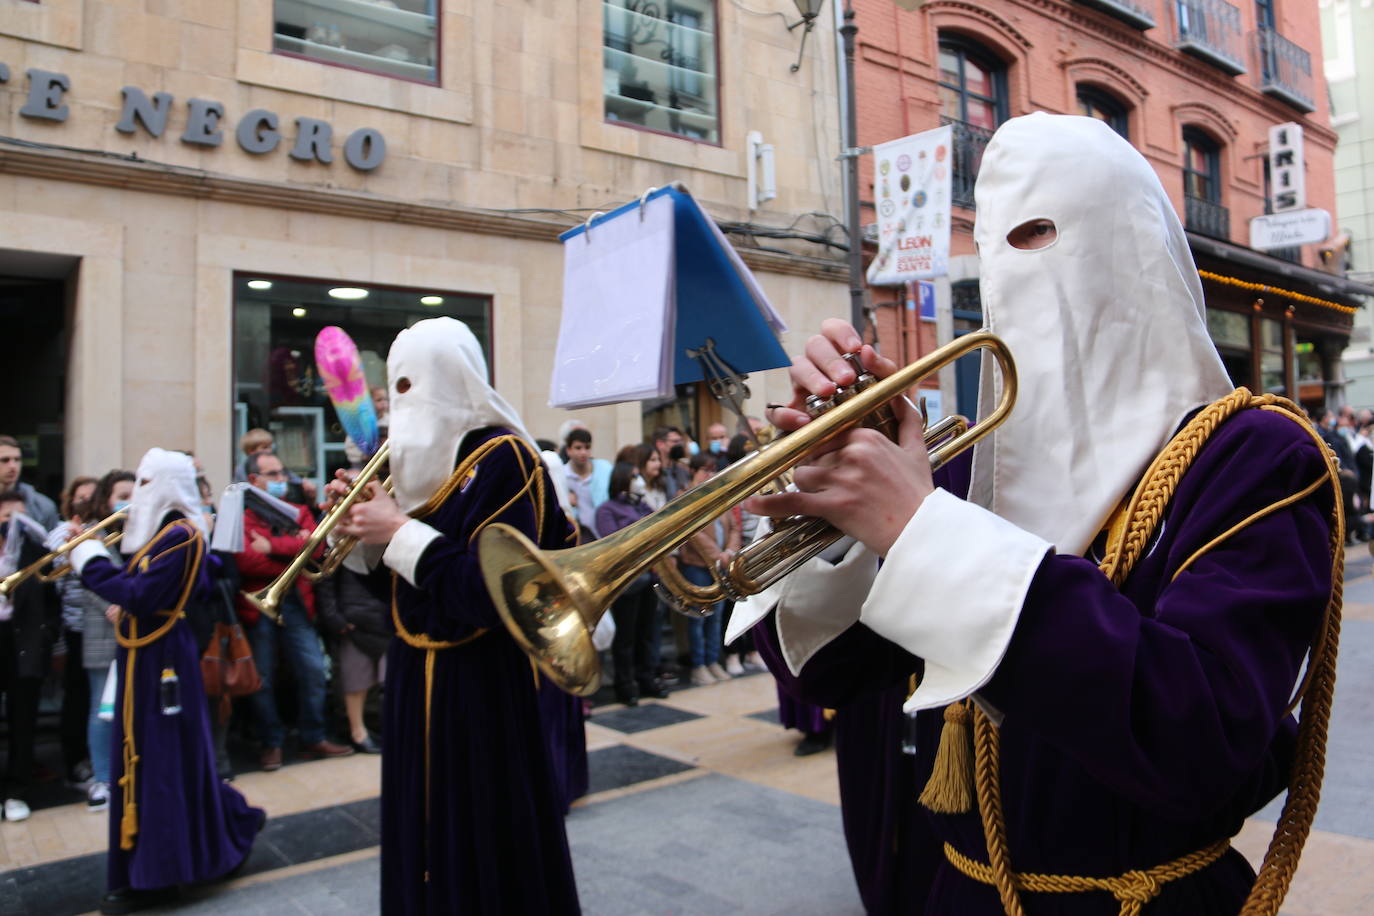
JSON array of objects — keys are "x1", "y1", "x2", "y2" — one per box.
[{"x1": 4, "y1": 550, "x2": 1374, "y2": 914}]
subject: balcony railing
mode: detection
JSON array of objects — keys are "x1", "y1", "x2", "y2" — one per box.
[
  {"x1": 1185, "y1": 194, "x2": 1231, "y2": 240},
  {"x1": 942, "y1": 116, "x2": 996, "y2": 210},
  {"x1": 1252, "y1": 28, "x2": 1315, "y2": 112},
  {"x1": 1074, "y1": 0, "x2": 1156, "y2": 30},
  {"x1": 1171, "y1": 0, "x2": 1246, "y2": 75}
]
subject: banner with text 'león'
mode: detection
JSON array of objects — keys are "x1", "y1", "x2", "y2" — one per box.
[{"x1": 866, "y1": 125, "x2": 952, "y2": 285}]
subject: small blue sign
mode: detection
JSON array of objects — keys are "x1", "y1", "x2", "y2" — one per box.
[{"x1": 915, "y1": 280, "x2": 936, "y2": 322}]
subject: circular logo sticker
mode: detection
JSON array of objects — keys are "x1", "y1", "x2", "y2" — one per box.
[
  {"x1": 896, "y1": 154, "x2": 911, "y2": 172},
  {"x1": 900, "y1": 174, "x2": 911, "y2": 192},
  {"x1": 935, "y1": 145, "x2": 947, "y2": 163},
  {"x1": 914, "y1": 190, "x2": 928, "y2": 208},
  {"x1": 879, "y1": 159, "x2": 891, "y2": 175},
  {"x1": 880, "y1": 199, "x2": 896, "y2": 216}
]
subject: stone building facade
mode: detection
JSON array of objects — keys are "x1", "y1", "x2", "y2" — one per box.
[
  {"x1": 1, "y1": 0, "x2": 850, "y2": 495},
  {"x1": 851, "y1": 0, "x2": 1372, "y2": 419}
]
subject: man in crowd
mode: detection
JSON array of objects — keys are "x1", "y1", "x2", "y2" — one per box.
[
  {"x1": 232, "y1": 428, "x2": 318, "y2": 506},
  {"x1": 563, "y1": 427, "x2": 609, "y2": 538},
  {"x1": 651, "y1": 426, "x2": 691, "y2": 498},
  {"x1": 234, "y1": 450, "x2": 352, "y2": 771},
  {"x1": 0, "y1": 435, "x2": 59, "y2": 530}
]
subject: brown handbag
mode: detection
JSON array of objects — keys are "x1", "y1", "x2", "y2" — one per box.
[{"x1": 200, "y1": 580, "x2": 262, "y2": 721}]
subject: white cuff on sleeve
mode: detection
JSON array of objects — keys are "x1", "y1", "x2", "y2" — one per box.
[
  {"x1": 772, "y1": 538, "x2": 879, "y2": 675},
  {"x1": 860, "y1": 487, "x2": 1051, "y2": 712},
  {"x1": 69, "y1": 538, "x2": 108, "y2": 576},
  {"x1": 381, "y1": 519, "x2": 443, "y2": 587}
]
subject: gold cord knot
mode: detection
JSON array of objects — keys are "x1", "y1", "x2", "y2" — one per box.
[{"x1": 1116, "y1": 870, "x2": 1161, "y2": 904}]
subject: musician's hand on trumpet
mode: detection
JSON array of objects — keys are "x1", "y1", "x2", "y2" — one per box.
[
  {"x1": 748, "y1": 318, "x2": 935, "y2": 558},
  {"x1": 335, "y1": 479, "x2": 408, "y2": 545}
]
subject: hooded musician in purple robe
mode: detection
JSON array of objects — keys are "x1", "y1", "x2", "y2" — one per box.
[
  {"x1": 70, "y1": 448, "x2": 263, "y2": 915},
  {"x1": 733, "y1": 113, "x2": 1341, "y2": 915},
  {"x1": 335, "y1": 317, "x2": 581, "y2": 915}
]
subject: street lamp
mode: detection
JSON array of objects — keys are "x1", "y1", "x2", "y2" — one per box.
[{"x1": 788, "y1": 0, "x2": 826, "y2": 72}]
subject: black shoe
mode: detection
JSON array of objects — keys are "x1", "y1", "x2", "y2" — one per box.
[
  {"x1": 794, "y1": 731, "x2": 834, "y2": 757},
  {"x1": 351, "y1": 734, "x2": 382, "y2": 754},
  {"x1": 639, "y1": 679, "x2": 669, "y2": 699},
  {"x1": 614, "y1": 687, "x2": 639, "y2": 707},
  {"x1": 100, "y1": 886, "x2": 180, "y2": 914}
]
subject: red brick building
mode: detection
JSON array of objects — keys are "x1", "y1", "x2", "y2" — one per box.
[{"x1": 850, "y1": 0, "x2": 1374, "y2": 417}]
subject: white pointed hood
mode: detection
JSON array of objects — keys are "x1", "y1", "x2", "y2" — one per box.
[
  {"x1": 122, "y1": 448, "x2": 208, "y2": 553},
  {"x1": 966, "y1": 112, "x2": 1233, "y2": 556},
  {"x1": 387, "y1": 317, "x2": 536, "y2": 514}
]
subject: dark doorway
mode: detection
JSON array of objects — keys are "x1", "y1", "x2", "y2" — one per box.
[{"x1": 0, "y1": 255, "x2": 72, "y2": 502}]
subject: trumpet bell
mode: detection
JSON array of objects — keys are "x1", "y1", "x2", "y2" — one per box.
[{"x1": 481, "y1": 524, "x2": 602, "y2": 697}]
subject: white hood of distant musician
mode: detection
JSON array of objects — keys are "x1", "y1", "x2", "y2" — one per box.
[
  {"x1": 123, "y1": 448, "x2": 208, "y2": 553},
  {"x1": 388, "y1": 317, "x2": 536, "y2": 514},
  {"x1": 966, "y1": 113, "x2": 1232, "y2": 556}
]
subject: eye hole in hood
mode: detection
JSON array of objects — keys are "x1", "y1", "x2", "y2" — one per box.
[{"x1": 1007, "y1": 219, "x2": 1057, "y2": 251}]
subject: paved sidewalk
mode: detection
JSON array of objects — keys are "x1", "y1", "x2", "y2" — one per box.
[{"x1": 5, "y1": 550, "x2": 1374, "y2": 914}]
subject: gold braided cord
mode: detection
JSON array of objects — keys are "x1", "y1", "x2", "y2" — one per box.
[
  {"x1": 965, "y1": 389, "x2": 1342, "y2": 916},
  {"x1": 945, "y1": 839, "x2": 1231, "y2": 916},
  {"x1": 1197, "y1": 270, "x2": 1358, "y2": 316},
  {"x1": 111, "y1": 520, "x2": 203, "y2": 851}
]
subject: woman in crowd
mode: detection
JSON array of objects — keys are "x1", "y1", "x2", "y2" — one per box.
[
  {"x1": 677, "y1": 453, "x2": 739, "y2": 687},
  {"x1": 595, "y1": 460, "x2": 667, "y2": 706},
  {"x1": 315, "y1": 564, "x2": 389, "y2": 753},
  {"x1": 55, "y1": 476, "x2": 99, "y2": 791}
]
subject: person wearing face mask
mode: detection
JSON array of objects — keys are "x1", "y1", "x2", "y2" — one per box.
[
  {"x1": 233, "y1": 450, "x2": 354, "y2": 772},
  {"x1": 328, "y1": 317, "x2": 580, "y2": 915},
  {"x1": 736, "y1": 113, "x2": 1341, "y2": 915},
  {"x1": 595, "y1": 460, "x2": 668, "y2": 705},
  {"x1": 65, "y1": 448, "x2": 265, "y2": 914},
  {"x1": 67, "y1": 469, "x2": 134, "y2": 814}
]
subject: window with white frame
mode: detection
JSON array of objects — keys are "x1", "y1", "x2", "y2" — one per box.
[
  {"x1": 603, "y1": 0, "x2": 720, "y2": 144},
  {"x1": 273, "y1": 0, "x2": 439, "y2": 84}
]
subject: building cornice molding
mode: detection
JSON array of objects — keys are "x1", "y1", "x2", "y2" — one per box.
[
  {"x1": 0, "y1": 142, "x2": 846, "y2": 283},
  {"x1": 1060, "y1": 55, "x2": 1149, "y2": 102},
  {"x1": 1171, "y1": 99, "x2": 1241, "y2": 141},
  {"x1": 921, "y1": 1, "x2": 1035, "y2": 53}
]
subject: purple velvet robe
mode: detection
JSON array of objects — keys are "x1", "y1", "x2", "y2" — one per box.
[
  {"x1": 382, "y1": 428, "x2": 580, "y2": 915},
  {"x1": 79, "y1": 514, "x2": 263, "y2": 892},
  {"x1": 538, "y1": 674, "x2": 590, "y2": 815},
  {"x1": 763, "y1": 408, "x2": 1335, "y2": 914},
  {"x1": 777, "y1": 686, "x2": 829, "y2": 735}
]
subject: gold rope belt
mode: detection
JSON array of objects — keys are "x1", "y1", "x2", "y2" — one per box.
[{"x1": 944, "y1": 839, "x2": 1231, "y2": 916}]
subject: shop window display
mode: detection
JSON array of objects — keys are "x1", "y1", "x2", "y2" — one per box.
[
  {"x1": 273, "y1": 0, "x2": 439, "y2": 83},
  {"x1": 234, "y1": 275, "x2": 488, "y2": 490},
  {"x1": 603, "y1": 0, "x2": 720, "y2": 144}
]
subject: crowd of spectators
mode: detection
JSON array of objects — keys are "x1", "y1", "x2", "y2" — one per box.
[{"x1": 0, "y1": 413, "x2": 776, "y2": 823}]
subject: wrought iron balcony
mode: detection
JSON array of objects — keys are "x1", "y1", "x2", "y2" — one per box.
[
  {"x1": 1251, "y1": 28, "x2": 1315, "y2": 113},
  {"x1": 1074, "y1": 0, "x2": 1156, "y2": 30},
  {"x1": 1171, "y1": 0, "x2": 1246, "y2": 75},
  {"x1": 942, "y1": 116, "x2": 996, "y2": 210},
  {"x1": 1185, "y1": 194, "x2": 1230, "y2": 240}
]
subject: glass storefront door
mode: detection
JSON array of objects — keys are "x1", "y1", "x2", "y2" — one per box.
[{"x1": 233, "y1": 273, "x2": 490, "y2": 490}]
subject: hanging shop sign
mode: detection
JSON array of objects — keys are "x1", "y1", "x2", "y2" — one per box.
[
  {"x1": 866, "y1": 125, "x2": 953, "y2": 285},
  {"x1": 4, "y1": 67, "x2": 386, "y2": 172},
  {"x1": 1250, "y1": 207, "x2": 1331, "y2": 250},
  {"x1": 1268, "y1": 122, "x2": 1304, "y2": 213}
]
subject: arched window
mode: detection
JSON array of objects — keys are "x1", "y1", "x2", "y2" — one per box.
[
  {"x1": 938, "y1": 36, "x2": 1007, "y2": 207},
  {"x1": 1182, "y1": 127, "x2": 1221, "y2": 203},
  {"x1": 937, "y1": 37, "x2": 1008, "y2": 130},
  {"x1": 1182, "y1": 126, "x2": 1228, "y2": 238},
  {"x1": 1076, "y1": 85, "x2": 1129, "y2": 140}
]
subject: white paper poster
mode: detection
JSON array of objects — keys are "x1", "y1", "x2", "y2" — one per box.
[{"x1": 866, "y1": 125, "x2": 953, "y2": 285}]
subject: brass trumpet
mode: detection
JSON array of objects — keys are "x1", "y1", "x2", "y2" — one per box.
[
  {"x1": 0, "y1": 509, "x2": 127, "y2": 598},
  {"x1": 242, "y1": 442, "x2": 390, "y2": 624},
  {"x1": 479, "y1": 331, "x2": 1017, "y2": 696}
]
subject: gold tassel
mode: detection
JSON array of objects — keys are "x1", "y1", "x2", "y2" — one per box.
[{"x1": 919, "y1": 701, "x2": 975, "y2": 814}]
